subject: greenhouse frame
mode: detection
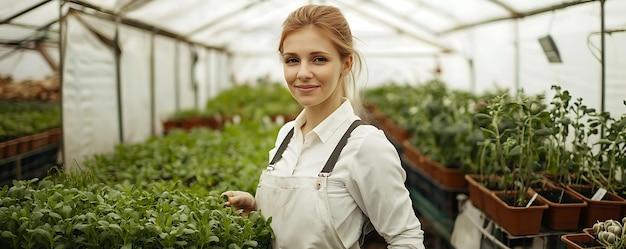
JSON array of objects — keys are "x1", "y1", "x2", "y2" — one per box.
[{"x1": 1, "y1": 0, "x2": 626, "y2": 248}]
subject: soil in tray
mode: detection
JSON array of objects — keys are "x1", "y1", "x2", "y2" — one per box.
[
  {"x1": 577, "y1": 187, "x2": 615, "y2": 200},
  {"x1": 501, "y1": 194, "x2": 544, "y2": 207},
  {"x1": 536, "y1": 189, "x2": 581, "y2": 204},
  {"x1": 575, "y1": 240, "x2": 603, "y2": 248}
]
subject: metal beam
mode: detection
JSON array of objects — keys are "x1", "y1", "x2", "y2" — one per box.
[
  {"x1": 119, "y1": 0, "x2": 155, "y2": 13},
  {"x1": 485, "y1": 0, "x2": 521, "y2": 17},
  {"x1": 1, "y1": 22, "x2": 59, "y2": 32},
  {"x1": 0, "y1": 0, "x2": 53, "y2": 24},
  {"x1": 413, "y1": 0, "x2": 462, "y2": 24},
  {"x1": 200, "y1": 0, "x2": 282, "y2": 39},
  {"x1": 185, "y1": 1, "x2": 266, "y2": 36},
  {"x1": 361, "y1": 0, "x2": 436, "y2": 34},
  {"x1": 65, "y1": 0, "x2": 224, "y2": 52},
  {"x1": 336, "y1": 0, "x2": 453, "y2": 53},
  {"x1": 439, "y1": 0, "x2": 598, "y2": 35},
  {"x1": 0, "y1": 18, "x2": 60, "y2": 46}
]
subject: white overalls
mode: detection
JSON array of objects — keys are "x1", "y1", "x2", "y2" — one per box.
[{"x1": 255, "y1": 120, "x2": 364, "y2": 249}]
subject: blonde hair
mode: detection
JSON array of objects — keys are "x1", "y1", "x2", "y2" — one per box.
[{"x1": 278, "y1": 4, "x2": 364, "y2": 116}]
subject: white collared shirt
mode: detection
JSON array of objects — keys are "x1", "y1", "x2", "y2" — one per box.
[{"x1": 265, "y1": 100, "x2": 425, "y2": 248}]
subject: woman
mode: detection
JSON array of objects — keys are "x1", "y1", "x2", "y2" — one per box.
[{"x1": 223, "y1": 4, "x2": 425, "y2": 248}]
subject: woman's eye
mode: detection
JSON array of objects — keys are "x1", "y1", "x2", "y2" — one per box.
[
  {"x1": 285, "y1": 58, "x2": 299, "y2": 64},
  {"x1": 313, "y1": 57, "x2": 327, "y2": 63}
]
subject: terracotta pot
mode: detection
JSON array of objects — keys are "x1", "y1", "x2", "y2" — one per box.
[
  {"x1": 560, "y1": 233, "x2": 604, "y2": 249},
  {"x1": 465, "y1": 174, "x2": 486, "y2": 210},
  {"x1": 376, "y1": 113, "x2": 410, "y2": 143},
  {"x1": 465, "y1": 174, "x2": 502, "y2": 222},
  {"x1": 401, "y1": 141, "x2": 429, "y2": 173},
  {"x1": 492, "y1": 190, "x2": 548, "y2": 236},
  {"x1": 29, "y1": 132, "x2": 50, "y2": 150},
  {"x1": 430, "y1": 160, "x2": 467, "y2": 189},
  {"x1": 566, "y1": 184, "x2": 626, "y2": 227},
  {"x1": 47, "y1": 128, "x2": 62, "y2": 144},
  {"x1": 4, "y1": 139, "x2": 18, "y2": 158},
  {"x1": 206, "y1": 116, "x2": 225, "y2": 130},
  {"x1": 0, "y1": 141, "x2": 5, "y2": 159},
  {"x1": 531, "y1": 184, "x2": 587, "y2": 231},
  {"x1": 582, "y1": 227, "x2": 595, "y2": 238},
  {"x1": 162, "y1": 120, "x2": 180, "y2": 134},
  {"x1": 16, "y1": 136, "x2": 31, "y2": 154},
  {"x1": 180, "y1": 116, "x2": 203, "y2": 131}
]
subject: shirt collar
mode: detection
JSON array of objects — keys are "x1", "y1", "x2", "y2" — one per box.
[{"x1": 293, "y1": 99, "x2": 357, "y2": 144}]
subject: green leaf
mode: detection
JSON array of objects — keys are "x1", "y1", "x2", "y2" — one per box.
[
  {"x1": 108, "y1": 224, "x2": 122, "y2": 232},
  {"x1": 30, "y1": 228, "x2": 53, "y2": 240},
  {"x1": 1, "y1": 231, "x2": 15, "y2": 238},
  {"x1": 61, "y1": 205, "x2": 72, "y2": 217},
  {"x1": 31, "y1": 211, "x2": 44, "y2": 220},
  {"x1": 509, "y1": 145, "x2": 522, "y2": 156},
  {"x1": 594, "y1": 139, "x2": 612, "y2": 145},
  {"x1": 72, "y1": 223, "x2": 90, "y2": 232},
  {"x1": 475, "y1": 113, "x2": 491, "y2": 120},
  {"x1": 534, "y1": 127, "x2": 552, "y2": 136},
  {"x1": 243, "y1": 240, "x2": 258, "y2": 247},
  {"x1": 479, "y1": 127, "x2": 497, "y2": 138}
]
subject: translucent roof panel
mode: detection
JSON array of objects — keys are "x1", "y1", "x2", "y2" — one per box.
[
  {"x1": 0, "y1": 0, "x2": 59, "y2": 45},
  {"x1": 117, "y1": 0, "x2": 605, "y2": 55}
]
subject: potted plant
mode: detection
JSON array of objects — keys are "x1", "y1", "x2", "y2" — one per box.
[
  {"x1": 402, "y1": 82, "x2": 480, "y2": 188},
  {"x1": 591, "y1": 218, "x2": 626, "y2": 249},
  {"x1": 531, "y1": 86, "x2": 587, "y2": 231},
  {"x1": 465, "y1": 93, "x2": 512, "y2": 220},
  {"x1": 472, "y1": 92, "x2": 550, "y2": 235},
  {"x1": 543, "y1": 85, "x2": 575, "y2": 184},
  {"x1": 566, "y1": 98, "x2": 626, "y2": 227}
]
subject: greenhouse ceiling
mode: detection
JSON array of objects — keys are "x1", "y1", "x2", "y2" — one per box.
[{"x1": 0, "y1": 0, "x2": 610, "y2": 56}]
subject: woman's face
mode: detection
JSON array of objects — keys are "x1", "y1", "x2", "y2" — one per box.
[{"x1": 281, "y1": 27, "x2": 350, "y2": 111}]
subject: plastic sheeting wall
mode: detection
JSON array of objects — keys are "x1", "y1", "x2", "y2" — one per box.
[
  {"x1": 63, "y1": 13, "x2": 120, "y2": 167},
  {"x1": 62, "y1": 12, "x2": 228, "y2": 167},
  {"x1": 447, "y1": 2, "x2": 626, "y2": 117}
]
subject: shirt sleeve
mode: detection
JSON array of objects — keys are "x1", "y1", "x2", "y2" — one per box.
[{"x1": 346, "y1": 128, "x2": 426, "y2": 249}]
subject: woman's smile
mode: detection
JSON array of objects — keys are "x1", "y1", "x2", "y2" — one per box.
[{"x1": 295, "y1": 84, "x2": 320, "y2": 93}]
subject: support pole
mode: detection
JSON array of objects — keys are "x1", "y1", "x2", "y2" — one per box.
[
  {"x1": 514, "y1": 20, "x2": 520, "y2": 93},
  {"x1": 150, "y1": 32, "x2": 156, "y2": 136},
  {"x1": 175, "y1": 41, "x2": 180, "y2": 111},
  {"x1": 59, "y1": 0, "x2": 66, "y2": 167},
  {"x1": 114, "y1": 17, "x2": 124, "y2": 143},
  {"x1": 600, "y1": 0, "x2": 606, "y2": 115}
]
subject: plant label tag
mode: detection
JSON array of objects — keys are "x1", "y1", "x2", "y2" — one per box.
[
  {"x1": 526, "y1": 193, "x2": 538, "y2": 207},
  {"x1": 591, "y1": 188, "x2": 607, "y2": 201}
]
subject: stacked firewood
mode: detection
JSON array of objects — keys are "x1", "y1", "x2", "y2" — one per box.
[{"x1": 0, "y1": 74, "x2": 60, "y2": 102}]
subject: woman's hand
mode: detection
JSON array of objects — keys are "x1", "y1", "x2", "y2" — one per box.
[{"x1": 222, "y1": 191, "x2": 256, "y2": 216}]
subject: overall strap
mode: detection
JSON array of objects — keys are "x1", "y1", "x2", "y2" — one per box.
[
  {"x1": 268, "y1": 119, "x2": 366, "y2": 173},
  {"x1": 269, "y1": 128, "x2": 294, "y2": 166},
  {"x1": 319, "y1": 119, "x2": 364, "y2": 175}
]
